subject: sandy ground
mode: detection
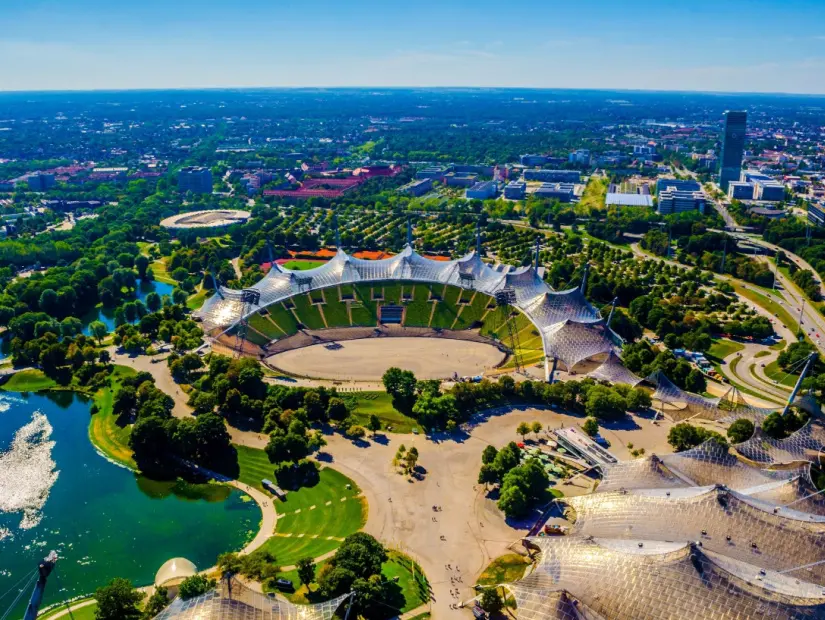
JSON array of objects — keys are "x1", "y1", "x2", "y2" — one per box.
[{"x1": 267, "y1": 338, "x2": 506, "y2": 381}]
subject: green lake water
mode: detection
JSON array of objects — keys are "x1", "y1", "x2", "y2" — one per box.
[{"x1": 0, "y1": 391, "x2": 260, "y2": 616}]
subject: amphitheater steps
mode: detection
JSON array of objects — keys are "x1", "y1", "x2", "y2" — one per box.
[
  {"x1": 317, "y1": 303, "x2": 329, "y2": 328},
  {"x1": 346, "y1": 301, "x2": 354, "y2": 325},
  {"x1": 449, "y1": 306, "x2": 465, "y2": 330},
  {"x1": 246, "y1": 324, "x2": 270, "y2": 343},
  {"x1": 427, "y1": 300, "x2": 438, "y2": 328}
]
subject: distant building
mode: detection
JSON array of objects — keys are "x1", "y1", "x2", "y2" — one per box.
[
  {"x1": 465, "y1": 181, "x2": 498, "y2": 200},
  {"x1": 728, "y1": 181, "x2": 755, "y2": 200},
  {"x1": 0, "y1": 181, "x2": 13, "y2": 192},
  {"x1": 444, "y1": 172, "x2": 478, "y2": 187},
  {"x1": 534, "y1": 182, "x2": 575, "y2": 202},
  {"x1": 523, "y1": 169, "x2": 581, "y2": 183},
  {"x1": 748, "y1": 206, "x2": 785, "y2": 219},
  {"x1": 453, "y1": 164, "x2": 494, "y2": 176},
  {"x1": 719, "y1": 110, "x2": 748, "y2": 190},
  {"x1": 178, "y1": 166, "x2": 213, "y2": 194},
  {"x1": 415, "y1": 166, "x2": 448, "y2": 180},
  {"x1": 504, "y1": 181, "x2": 527, "y2": 200},
  {"x1": 568, "y1": 149, "x2": 591, "y2": 165},
  {"x1": 633, "y1": 145, "x2": 656, "y2": 156},
  {"x1": 742, "y1": 170, "x2": 784, "y2": 202},
  {"x1": 27, "y1": 173, "x2": 56, "y2": 191},
  {"x1": 657, "y1": 188, "x2": 706, "y2": 215},
  {"x1": 605, "y1": 193, "x2": 653, "y2": 208},
  {"x1": 520, "y1": 154, "x2": 549, "y2": 166},
  {"x1": 655, "y1": 178, "x2": 700, "y2": 195},
  {"x1": 398, "y1": 178, "x2": 432, "y2": 197},
  {"x1": 808, "y1": 203, "x2": 825, "y2": 228}
]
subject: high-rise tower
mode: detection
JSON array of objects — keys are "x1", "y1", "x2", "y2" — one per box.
[{"x1": 719, "y1": 110, "x2": 747, "y2": 191}]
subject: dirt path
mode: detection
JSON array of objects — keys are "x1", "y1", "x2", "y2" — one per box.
[{"x1": 108, "y1": 348, "x2": 193, "y2": 418}]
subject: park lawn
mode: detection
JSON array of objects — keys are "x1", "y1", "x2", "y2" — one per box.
[
  {"x1": 236, "y1": 444, "x2": 277, "y2": 492},
  {"x1": 708, "y1": 338, "x2": 745, "y2": 360},
  {"x1": 282, "y1": 260, "x2": 327, "y2": 271},
  {"x1": 347, "y1": 391, "x2": 419, "y2": 433},
  {"x1": 88, "y1": 365, "x2": 138, "y2": 469},
  {"x1": 764, "y1": 360, "x2": 798, "y2": 388},
  {"x1": 771, "y1": 339, "x2": 787, "y2": 351},
  {"x1": 577, "y1": 177, "x2": 608, "y2": 215},
  {"x1": 38, "y1": 600, "x2": 98, "y2": 619},
  {"x1": 3, "y1": 368, "x2": 57, "y2": 391},
  {"x1": 475, "y1": 553, "x2": 532, "y2": 586},
  {"x1": 187, "y1": 288, "x2": 211, "y2": 310},
  {"x1": 255, "y1": 467, "x2": 366, "y2": 566},
  {"x1": 382, "y1": 551, "x2": 430, "y2": 613},
  {"x1": 150, "y1": 258, "x2": 176, "y2": 285},
  {"x1": 755, "y1": 350, "x2": 771, "y2": 358}
]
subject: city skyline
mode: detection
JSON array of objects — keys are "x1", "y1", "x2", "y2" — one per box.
[{"x1": 2, "y1": 0, "x2": 825, "y2": 94}]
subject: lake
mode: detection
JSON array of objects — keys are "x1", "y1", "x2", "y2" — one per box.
[
  {"x1": 81, "y1": 279, "x2": 175, "y2": 336},
  {"x1": 0, "y1": 391, "x2": 259, "y2": 616}
]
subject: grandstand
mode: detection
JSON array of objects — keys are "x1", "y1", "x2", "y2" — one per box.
[{"x1": 197, "y1": 244, "x2": 620, "y2": 380}]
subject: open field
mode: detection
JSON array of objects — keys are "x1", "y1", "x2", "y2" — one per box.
[
  {"x1": 236, "y1": 451, "x2": 367, "y2": 566},
  {"x1": 708, "y1": 338, "x2": 745, "y2": 360},
  {"x1": 38, "y1": 600, "x2": 98, "y2": 619},
  {"x1": 281, "y1": 259, "x2": 328, "y2": 270},
  {"x1": 267, "y1": 338, "x2": 505, "y2": 381},
  {"x1": 3, "y1": 368, "x2": 58, "y2": 391},
  {"x1": 88, "y1": 366, "x2": 139, "y2": 468},
  {"x1": 346, "y1": 391, "x2": 419, "y2": 433}
]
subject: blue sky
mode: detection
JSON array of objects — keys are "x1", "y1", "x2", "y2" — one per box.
[{"x1": 2, "y1": 0, "x2": 825, "y2": 93}]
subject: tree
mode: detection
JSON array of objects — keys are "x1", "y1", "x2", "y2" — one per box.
[
  {"x1": 684, "y1": 368, "x2": 707, "y2": 393},
  {"x1": 141, "y1": 586, "x2": 168, "y2": 619},
  {"x1": 667, "y1": 422, "x2": 727, "y2": 452},
  {"x1": 146, "y1": 291, "x2": 162, "y2": 312},
  {"x1": 585, "y1": 385, "x2": 627, "y2": 420},
  {"x1": 178, "y1": 575, "x2": 216, "y2": 600},
  {"x1": 347, "y1": 425, "x2": 366, "y2": 439},
  {"x1": 531, "y1": 421, "x2": 543, "y2": 438},
  {"x1": 94, "y1": 577, "x2": 143, "y2": 620},
  {"x1": 297, "y1": 557, "x2": 315, "y2": 587},
  {"x1": 516, "y1": 421, "x2": 531, "y2": 441},
  {"x1": 172, "y1": 288, "x2": 188, "y2": 305},
  {"x1": 478, "y1": 463, "x2": 499, "y2": 488},
  {"x1": 382, "y1": 367, "x2": 417, "y2": 407},
  {"x1": 727, "y1": 418, "x2": 755, "y2": 444},
  {"x1": 761, "y1": 412, "x2": 787, "y2": 440},
  {"x1": 90, "y1": 320, "x2": 109, "y2": 345},
  {"x1": 367, "y1": 414, "x2": 381, "y2": 436},
  {"x1": 329, "y1": 533, "x2": 387, "y2": 580},
  {"x1": 326, "y1": 397, "x2": 348, "y2": 421},
  {"x1": 481, "y1": 445, "x2": 498, "y2": 465},
  {"x1": 582, "y1": 417, "x2": 599, "y2": 437},
  {"x1": 135, "y1": 255, "x2": 149, "y2": 279},
  {"x1": 480, "y1": 588, "x2": 504, "y2": 614},
  {"x1": 497, "y1": 484, "x2": 528, "y2": 518}
]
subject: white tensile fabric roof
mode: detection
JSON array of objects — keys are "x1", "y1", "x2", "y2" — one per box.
[{"x1": 196, "y1": 245, "x2": 617, "y2": 371}]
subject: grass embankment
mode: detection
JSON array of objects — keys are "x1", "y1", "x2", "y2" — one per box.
[
  {"x1": 763, "y1": 360, "x2": 797, "y2": 389},
  {"x1": 88, "y1": 365, "x2": 139, "y2": 468},
  {"x1": 38, "y1": 600, "x2": 98, "y2": 619},
  {"x1": 278, "y1": 550, "x2": 427, "y2": 613},
  {"x1": 3, "y1": 368, "x2": 58, "y2": 391},
  {"x1": 149, "y1": 257, "x2": 176, "y2": 285},
  {"x1": 187, "y1": 288, "x2": 211, "y2": 310},
  {"x1": 346, "y1": 391, "x2": 419, "y2": 433},
  {"x1": 730, "y1": 281, "x2": 804, "y2": 340},
  {"x1": 476, "y1": 553, "x2": 531, "y2": 586},
  {"x1": 707, "y1": 338, "x2": 744, "y2": 360},
  {"x1": 236, "y1": 447, "x2": 367, "y2": 566}
]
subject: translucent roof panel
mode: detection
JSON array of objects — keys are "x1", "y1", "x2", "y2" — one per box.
[
  {"x1": 542, "y1": 320, "x2": 615, "y2": 370},
  {"x1": 563, "y1": 485, "x2": 825, "y2": 585},
  {"x1": 735, "y1": 422, "x2": 825, "y2": 465},
  {"x1": 597, "y1": 455, "x2": 688, "y2": 493},
  {"x1": 153, "y1": 578, "x2": 350, "y2": 620},
  {"x1": 587, "y1": 350, "x2": 643, "y2": 386},
  {"x1": 508, "y1": 537, "x2": 825, "y2": 620}
]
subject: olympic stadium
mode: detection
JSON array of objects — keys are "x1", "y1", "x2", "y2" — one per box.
[
  {"x1": 196, "y1": 242, "x2": 623, "y2": 381},
  {"x1": 160, "y1": 209, "x2": 251, "y2": 230}
]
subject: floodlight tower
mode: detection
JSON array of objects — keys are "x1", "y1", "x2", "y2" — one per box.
[
  {"x1": 495, "y1": 287, "x2": 523, "y2": 374},
  {"x1": 22, "y1": 551, "x2": 58, "y2": 620},
  {"x1": 234, "y1": 288, "x2": 261, "y2": 357}
]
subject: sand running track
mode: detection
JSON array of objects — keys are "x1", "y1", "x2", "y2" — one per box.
[{"x1": 267, "y1": 337, "x2": 506, "y2": 381}]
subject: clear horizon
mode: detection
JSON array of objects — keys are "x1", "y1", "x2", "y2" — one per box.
[{"x1": 3, "y1": 0, "x2": 825, "y2": 94}]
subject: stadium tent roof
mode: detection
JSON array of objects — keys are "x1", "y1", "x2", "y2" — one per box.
[
  {"x1": 507, "y1": 537, "x2": 825, "y2": 620},
  {"x1": 196, "y1": 245, "x2": 622, "y2": 373},
  {"x1": 562, "y1": 485, "x2": 825, "y2": 584},
  {"x1": 587, "y1": 350, "x2": 643, "y2": 386},
  {"x1": 734, "y1": 421, "x2": 825, "y2": 465},
  {"x1": 153, "y1": 577, "x2": 350, "y2": 620}
]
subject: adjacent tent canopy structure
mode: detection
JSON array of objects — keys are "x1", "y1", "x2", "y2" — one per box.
[
  {"x1": 196, "y1": 245, "x2": 623, "y2": 378},
  {"x1": 153, "y1": 577, "x2": 351, "y2": 620},
  {"x1": 562, "y1": 485, "x2": 825, "y2": 584},
  {"x1": 734, "y1": 421, "x2": 825, "y2": 466},
  {"x1": 508, "y1": 537, "x2": 825, "y2": 620}
]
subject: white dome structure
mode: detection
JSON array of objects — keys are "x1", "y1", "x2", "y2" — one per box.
[{"x1": 155, "y1": 557, "x2": 198, "y2": 588}]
